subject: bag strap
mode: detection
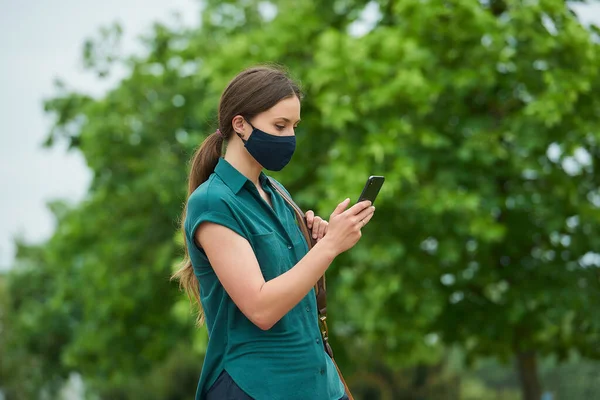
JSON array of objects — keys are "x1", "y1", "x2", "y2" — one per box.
[{"x1": 267, "y1": 177, "x2": 354, "y2": 400}]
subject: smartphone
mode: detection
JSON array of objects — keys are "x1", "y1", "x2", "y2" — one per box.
[{"x1": 357, "y1": 175, "x2": 385, "y2": 205}]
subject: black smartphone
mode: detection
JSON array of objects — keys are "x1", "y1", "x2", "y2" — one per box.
[{"x1": 357, "y1": 175, "x2": 385, "y2": 205}]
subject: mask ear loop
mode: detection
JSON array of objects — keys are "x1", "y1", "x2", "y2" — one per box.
[
  {"x1": 245, "y1": 119, "x2": 257, "y2": 132},
  {"x1": 236, "y1": 118, "x2": 255, "y2": 142},
  {"x1": 235, "y1": 131, "x2": 246, "y2": 143}
]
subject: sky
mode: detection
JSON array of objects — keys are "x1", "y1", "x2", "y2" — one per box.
[
  {"x1": 0, "y1": 1, "x2": 599, "y2": 270},
  {"x1": 0, "y1": 0, "x2": 200, "y2": 269}
]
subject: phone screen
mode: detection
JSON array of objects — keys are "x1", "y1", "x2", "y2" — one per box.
[{"x1": 357, "y1": 176, "x2": 385, "y2": 205}]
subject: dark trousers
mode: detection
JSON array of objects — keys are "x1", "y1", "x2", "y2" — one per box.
[
  {"x1": 206, "y1": 370, "x2": 253, "y2": 399},
  {"x1": 206, "y1": 370, "x2": 350, "y2": 400}
]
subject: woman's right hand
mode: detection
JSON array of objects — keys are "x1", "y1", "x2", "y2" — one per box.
[{"x1": 322, "y1": 198, "x2": 376, "y2": 256}]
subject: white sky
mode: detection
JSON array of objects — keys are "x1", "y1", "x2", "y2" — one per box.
[
  {"x1": 0, "y1": 1, "x2": 599, "y2": 270},
  {"x1": 0, "y1": 0, "x2": 200, "y2": 269}
]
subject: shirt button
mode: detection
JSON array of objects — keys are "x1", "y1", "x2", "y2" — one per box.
[
  {"x1": 316, "y1": 338, "x2": 320, "y2": 343},
  {"x1": 287, "y1": 244, "x2": 292, "y2": 249},
  {"x1": 305, "y1": 306, "x2": 310, "y2": 312},
  {"x1": 320, "y1": 368, "x2": 325, "y2": 375}
]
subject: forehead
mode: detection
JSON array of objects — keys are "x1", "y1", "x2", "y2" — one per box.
[{"x1": 263, "y1": 96, "x2": 301, "y2": 119}]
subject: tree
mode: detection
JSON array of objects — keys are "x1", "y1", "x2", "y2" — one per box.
[
  {"x1": 4, "y1": 0, "x2": 600, "y2": 399},
  {"x1": 294, "y1": 2, "x2": 600, "y2": 400},
  {"x1": 0, "y1": 237, "x2": 73, "y2": 399}
]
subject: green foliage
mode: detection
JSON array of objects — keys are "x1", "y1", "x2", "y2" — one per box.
[
  {"x1": 2, "y1": 0, "x2": 600, "y2": 398},
  {"x1": 90, "y1": 345, "x2": 201, "y2": 400},
  {"x1": 0, "y1": 243, "x2": 72, "y2": 399}
]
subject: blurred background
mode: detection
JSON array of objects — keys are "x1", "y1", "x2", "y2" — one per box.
[{"x1": 2, "y1": 0, "x2": 600, "y2": 399}]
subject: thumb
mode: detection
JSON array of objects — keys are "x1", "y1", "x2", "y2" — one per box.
[{"x1": 331, "y1": 198, "x2": 350, "y2": 219}]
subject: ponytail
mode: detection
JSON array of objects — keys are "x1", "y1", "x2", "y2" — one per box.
[{"x1": 172, "y1": 131, "x2": 224, "y2": 326}]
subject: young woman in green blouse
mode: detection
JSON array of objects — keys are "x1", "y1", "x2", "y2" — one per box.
[{"x1": 173, "y1": 66, "x2": 375, "y2": 400}]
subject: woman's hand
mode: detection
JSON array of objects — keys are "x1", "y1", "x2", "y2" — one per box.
[
  {"x1": 320, "y1": 198, "x2": 375, "y2": 256},
  {"x1": 305, "y1": 210, "x2": 328, "y2": 241}
]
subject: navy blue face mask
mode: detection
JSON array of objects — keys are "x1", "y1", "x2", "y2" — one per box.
[{"x1": 240, "y1": 121, "x2": 296, "y2": 171}]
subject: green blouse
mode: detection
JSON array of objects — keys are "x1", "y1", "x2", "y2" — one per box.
[{"x1": 184, "y1": 157, "x2": 344, "y2": 400}]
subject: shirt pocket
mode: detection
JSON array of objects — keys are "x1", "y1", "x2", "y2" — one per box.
[{"x1": 250, "y1": 231, "x2": 285, "y2": 281}]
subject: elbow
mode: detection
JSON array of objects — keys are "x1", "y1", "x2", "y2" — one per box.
[
  {"x1": 250, "y1": 310, "x2": 277, "y2": 331},
  {"x1": 256, "y1": 320, "x2": 274, "y2": 331},
  {"x1": 243, "y1": 284, "x2": 281, "y2": 330},
  {"x1": 246, "y1": 285, "x2": 279, "y2": 330}
]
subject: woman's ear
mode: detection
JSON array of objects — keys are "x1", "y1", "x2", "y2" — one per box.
[{"x1": 231, "y1": 115, "x2": 246, "y2": 137}]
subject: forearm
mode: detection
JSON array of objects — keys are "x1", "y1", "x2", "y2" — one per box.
[{"x1": 253, "y1": 238, "x2": 337, "y2": 330}]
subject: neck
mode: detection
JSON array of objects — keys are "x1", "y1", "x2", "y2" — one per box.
[{"x1": 224, "y1": 138, "x2": 263, "y2": 188}]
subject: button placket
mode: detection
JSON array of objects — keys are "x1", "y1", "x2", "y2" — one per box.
[
  {"x1": 264, "y1": 180, "x2": 297, "y2": 247},
  {"x1": 250, "y1": 182, "x2": 293, "y2": 245}
]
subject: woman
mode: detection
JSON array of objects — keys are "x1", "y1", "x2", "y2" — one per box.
[{"x1": 173, "y1": 66, "x2": 375, "y2": 400}]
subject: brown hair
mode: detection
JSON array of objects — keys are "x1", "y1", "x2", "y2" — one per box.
[{"x1": 171, "y1": 66, "x2": 302, "y2": 326}]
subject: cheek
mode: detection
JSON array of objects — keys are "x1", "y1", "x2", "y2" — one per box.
[{"x1": 285, "y1": 127, "x2": 296, "y2": 137}]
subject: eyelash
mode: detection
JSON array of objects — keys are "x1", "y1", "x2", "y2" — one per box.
[{"x1": 275, "y1": 124, "x2": 299, "y2": 131}]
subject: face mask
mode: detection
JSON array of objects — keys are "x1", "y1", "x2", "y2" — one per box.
[{"x1": 240, "y1": 121, "x2": 296, "y2": 171}]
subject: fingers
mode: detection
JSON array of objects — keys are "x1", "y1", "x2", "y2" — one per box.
[
  {"x1": 345, "y1": 200, "x2": 373, "y2": 217},
  {"x1": 312, "y1": 216, "x2": 322, "y2": 239},
  {"x1": 358, "y1": 209, "x2": 375, "y2": 227},
  {"x1": 355, "y1": 206, "x2": 376, "y2": 227},
  {"x1": 316, "y1": 220, "x2": 328, "y2": 240},
  {"x1": 305, "y1": 210, "x2": 315, "y2": 229},
  {"x1": 330, "y1": 198, "x2": 351, "y2": 219},
  {"x1": 321, "y1": 220, "x2": 328, "y2": 237},
  {"x1": 311, "y1": 217, "x2": 328, "y2": 240}
]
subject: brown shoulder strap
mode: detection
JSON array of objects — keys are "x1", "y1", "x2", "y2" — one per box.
[{"x1": 267, "y1": 177, "x2": 354, "y2": 400}]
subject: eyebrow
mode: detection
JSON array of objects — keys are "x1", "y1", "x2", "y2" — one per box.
[{"x1": 275, "y1": 117, "x2": 301, "y2": 124}]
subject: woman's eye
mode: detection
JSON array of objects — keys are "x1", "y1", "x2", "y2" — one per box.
[{"x1": 275, "y1": 125, "x2": 285, "y2": 130}]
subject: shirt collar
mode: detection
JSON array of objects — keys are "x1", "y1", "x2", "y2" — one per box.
[{"x1": 214, "y1": 157, "x2": 269, "y2": 194}]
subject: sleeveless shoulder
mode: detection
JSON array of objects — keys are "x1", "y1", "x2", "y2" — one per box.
[{"x1": 184, "y1": 176, "x2": 247, "y2": 247}]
